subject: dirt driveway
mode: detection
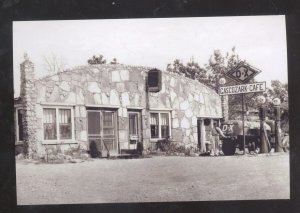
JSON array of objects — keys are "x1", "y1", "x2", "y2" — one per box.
[{"x1": 16, "y1": 153, "x2": 289, "y2": 205}]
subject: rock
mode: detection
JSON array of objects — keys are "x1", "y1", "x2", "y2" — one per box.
[
  {"x1": 101, "y1": 93, "x2": 109, "y2": 104},
  {"x1": 94, "y1": 93, "x2": 101, "y2": 104},
  {"x1": 65, "y1": 155, "x2": 73, "y2": 161},
  {"x1": 180, "y1": 100, "x2": 189, "y2": 110},
  {"x1": 59, "y1": 81, "x2": 71, "y2": 91},
  {"x1": 172, "y1": 118, "x2": 179, "y2": 128},
  {"x1": 80, "y1": 153, "x2": 90, "y2": 159},
  {"x1": 185, "y1": 108, "x2": 193, "y2": 118},
  {"x1": 112, "y1": 70, "x2": 120, "y2": 82},
  {"x1": 70, "y1": 159, "x2": 83, "y2": 163},
  {"x1": 189, "y1": 153, "x2": 197, "y2": 157},
  {"x1": 88, "y1": 82, "x2": 101, "y2": 93},
  {"x1": 16, "y1": 153, "x2": 25, "y2": 160},
  {"x1": 119, "y1": 70, "x2": 129, "y2": 81},
  {"x1": 121, "y1": 92, "x2": 130, "y2": 107},
  {"x1": 110, "y1": 89, "x2": 120, "y2": 105},
  {"x1": 181, "y1": 117, "x2": 190, "y2": 129},
  {"x1": 48, "y1": 154, "x2": 56, "y2": 161},
  {"x1": 170, "y1": 89, "x2": 177, "y2": 102},
  {"x1": 199, "y1": 93, "x2": 205, "y2": 104}
]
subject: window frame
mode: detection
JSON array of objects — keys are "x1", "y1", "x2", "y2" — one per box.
[
  {"x1": 15, "y1": 107, "x2": 24, "y2": 144},
  {"x1": 149, "y1": 110, "x2": 171, "y2": 140},
  {"x1": 42, "y1": 106, "x2": 75, "y2": 144}
]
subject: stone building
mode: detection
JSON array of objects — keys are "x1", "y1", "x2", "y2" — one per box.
[{"x1": 14, "y1": 56, "x2": 224, "y2": 158}]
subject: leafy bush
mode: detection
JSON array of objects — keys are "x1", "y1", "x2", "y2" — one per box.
[{"x1": 156, "y1": 137, "x2": 199, "y2": 156}]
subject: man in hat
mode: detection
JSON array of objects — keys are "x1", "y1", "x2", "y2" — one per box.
[{"x1": 211, "y1": 121, "x2": 227, "y2": 156}]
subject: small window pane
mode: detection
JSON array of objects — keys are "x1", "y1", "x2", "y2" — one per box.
[
  {"x1": 43, "y1": 109, "x2": 57, "y2": 140},
  {"x1": 59, "y1": 109, "x2": 72, "y2": 139},
  {"x1": 129, "y1": 114, "x2": 138, "y2": 135},
  {"x1": 150, "y1": 113, "x2": 159, "y2": 138},
  {"x1": 103, "y1": 112, "x2": 114, "y2": 127},
  {"x1": 150, "y1": 113, "x2": 159, "y2": 125},
  {"x1": 88, "y1": 111, "x2": 101, "y2": 135},
  {"x1": 161, "y1": 113, "x2": 169, "y2": 138},
  {"x1": 103, "y1": 111, "x2": 115, "y2": 138}
]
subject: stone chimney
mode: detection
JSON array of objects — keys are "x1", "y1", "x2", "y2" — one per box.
[{"x1": 20, "y1": 53, "x2": 38, "y2": 158}]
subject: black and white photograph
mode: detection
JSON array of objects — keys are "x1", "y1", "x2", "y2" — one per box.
[{"x1": 13, "y1": 16, "x2": 289, "y2": 205}]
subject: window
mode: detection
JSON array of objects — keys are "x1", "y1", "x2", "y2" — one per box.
[
  {"x1": 43, "y1": 107, "x2": 73, "y2": 141},
  {"x1": 150, "y1": 112, "x2": 171, "y2": 139},
  {"x1": 150, "y1": 113, "x2": 159, "y2": 138},
  {"x1": 129, "y1": 113, "x2": 138, "y2": 135},
  {"x1": 59, "y1": 109, "x2": 72, "y2": 139},
  {"x1": 44, "y1": 108, "x2": 57, "y2": 140},
  {"x1": 160, "y1": 113, "x2": 169, "y2": 138},
  {"x1": 16, "y1": 108, "x2": 24, "y2": 142}
]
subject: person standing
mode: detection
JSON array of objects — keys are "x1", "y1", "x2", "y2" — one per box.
[
  {"x1": 211, "y1": 121, "x2": 227, "y2": 156},
  {"x1": 282, "y1": 132, "x2": 289, "y2": 152}
]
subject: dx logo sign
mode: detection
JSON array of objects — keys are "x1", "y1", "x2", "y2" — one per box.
[{"x1": 222, "y1": 124, "x2": 234, "y2": 133}]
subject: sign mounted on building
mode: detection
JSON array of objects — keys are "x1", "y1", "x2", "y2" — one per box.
[
  {"x1": 226, "y1": 63, "x2": 261, "y2": 84},
  {"x1": 219, "y1": 82, "x2": 266, "y2": 96},
  {"x1": 147, "y1": 69, "x2": 162, "y2": 92}
]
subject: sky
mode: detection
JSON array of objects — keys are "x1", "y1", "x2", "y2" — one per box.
[{"x1": 13, "y1": 16, "x2": 287, "y2": 97}]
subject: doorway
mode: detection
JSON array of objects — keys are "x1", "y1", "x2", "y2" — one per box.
[
  {"x1": 128, "y1": 110, "x2": 142, "y2": 150},
  {"x1": 197, "y1": 118, "x2": 222, "y2": 152},
  {"x1": 87, "y1": 109, "x2": 118, "y2": 157}
]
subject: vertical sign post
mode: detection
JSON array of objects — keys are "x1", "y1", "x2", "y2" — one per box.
[
  {"x1": 242, "y1": 93, "x2": 246, "y2": 155},
  {"x1": 220, "y1": 63, "x2": 263, "y2": 155}
]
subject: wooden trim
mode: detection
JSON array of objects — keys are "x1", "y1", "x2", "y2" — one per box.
[
  {"x1": 40, "y1": 102, "x2": 76, "y2": 106},
  {"x1": 149, "y1": 107, "x2": 173, "y2": 111},
  {"x1": 197, "y1": 116, "x2": 223, "y2": 119},
  {"x1": 85, "y1": 104, "x2": 119, "y2": 109},
  {"x1": 126, "y1": 106, "x2": 143, "y2": 110},
  {"x1": 42, "y1": 140, "x2": 78, "y2": 145}
]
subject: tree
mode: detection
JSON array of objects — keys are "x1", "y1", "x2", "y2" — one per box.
[
  {"x1": 167, "y1": 58, "x2": 207, "y2": 81},
  {"x1": 43, "y1": 53, "x2": 67, "y2": 74},
  {"x1": 87, "y1": 54, "x2": 107, "y2": 65},
  {"x1": 110, "y1": 58, "x2": 118, "y2": 64},
  {"x1": 166, "y1": 48, "x2": 289, "y2": 126},
  {"x1": 264, "y1": 80, "x2": 289, "y2": 132},
  {"x1": 205, "y1": 47, "x2": 246, "y2": 89}
]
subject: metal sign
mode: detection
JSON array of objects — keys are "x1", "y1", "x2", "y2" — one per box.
[
  {"x1": 219, "y1": 82, "x2": 266, "y2": 96},
  {"x1": 226, "y1": 63, "x2": 261, "y2": 84}
]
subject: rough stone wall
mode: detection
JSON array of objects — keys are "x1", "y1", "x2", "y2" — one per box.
[
  {"x1": 20, "y1": 58, "x2": 38, "y2": 158},
  {"x1": 149, "y1": 72, "x2": 222, "y2": 148},
  {"x1": 31, "y1": 64, "x2": 221, "y2": 152},
  {"x1": 34, "y1": 64, "x2": 149, "y2": 151}
]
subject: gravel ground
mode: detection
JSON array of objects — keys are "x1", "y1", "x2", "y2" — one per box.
[{"x1": 16, "y1": 153, "x2": 290, "y2": 205}]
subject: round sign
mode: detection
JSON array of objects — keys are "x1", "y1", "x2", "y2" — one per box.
[
  {"x1": 272, "y1": 98, "x2": 281, "y2": 106},
  {"x1": 257, "y1": 95, "x2": 266, "y2": 104},
  {"x1": 219, "y1": 77, "x2": 226, "y2": 85}
]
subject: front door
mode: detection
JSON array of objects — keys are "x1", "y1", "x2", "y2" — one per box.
[
  {"x1": 128, "y1": 111, "x2": 142, "y2": 150},
  {"x1": 87, "y1": 109, "x2": 118, "y2": 157}
]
